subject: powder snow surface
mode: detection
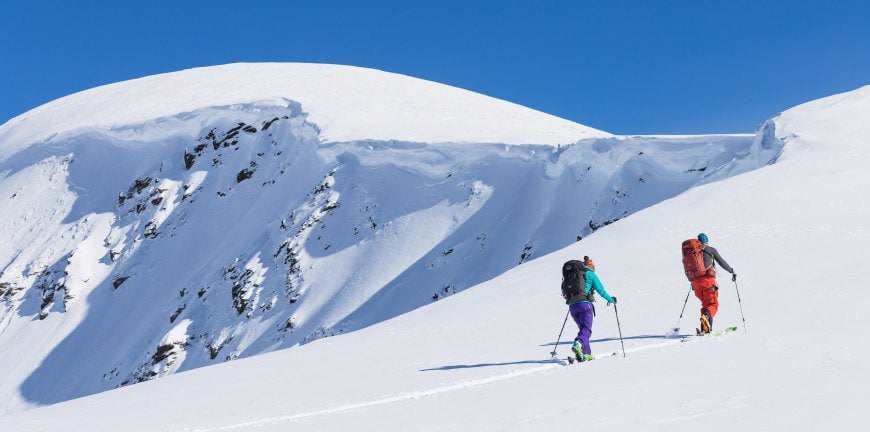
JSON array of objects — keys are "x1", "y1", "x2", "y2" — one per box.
[
  {"x1": 0, "y1": 63, "x2": 608, "y2": 159},
  {"x1": 1, "y1": 64, "x2": 866, "y2": 431}
]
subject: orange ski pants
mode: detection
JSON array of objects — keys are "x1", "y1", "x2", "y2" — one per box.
[{"x1": 691, "y1": 276, "x2": 719, "y2": 317}]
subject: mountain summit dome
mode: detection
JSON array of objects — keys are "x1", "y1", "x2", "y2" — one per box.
[{"x1": 0, "y1": 63, "x2": 610, "y2": 160}]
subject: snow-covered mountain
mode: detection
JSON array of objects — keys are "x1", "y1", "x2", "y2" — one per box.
[
  {"x1": 0, "y1": 63, "x2": 609, "y2": 154},
  {"x1": 0, "y1": 63, "x2": 792, "y2": 423}
]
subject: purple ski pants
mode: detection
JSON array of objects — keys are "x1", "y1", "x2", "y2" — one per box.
[{"x1": 569, "y1": 302, "x2": 595, "y2": 355}]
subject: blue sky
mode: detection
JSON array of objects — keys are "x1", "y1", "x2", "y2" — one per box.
[{"x1": 1, "y1": 0, "x2": 868, "y2": 134}]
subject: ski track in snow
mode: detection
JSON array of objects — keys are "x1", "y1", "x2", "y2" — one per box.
[
  {"x1": 0, "y1": 97, "x2": 763, "y2": 413},
  {"x1": 3, "y1": 66, "x2": 866, "y2": 432},
  {"x1": 189, "y1": 332, "x2": 737, "y2": 431}
]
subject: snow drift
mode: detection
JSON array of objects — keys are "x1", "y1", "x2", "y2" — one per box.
[
  {"x1": 0, "y1": 63, "x2": 609, "y2": 158},
  {"x1": 0, "y1": 63, "x2": 783, "y2": 417},
  {"x1": 2, "y1": 81, "x2": 866, "y2": 432}
]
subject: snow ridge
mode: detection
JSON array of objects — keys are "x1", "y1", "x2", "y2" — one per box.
[
  {"x1": 0, "y1": 98, "x2": 771, "y2": 413},
  {"x1": 0, "y1": 63, "x2": 610, "y2": 160},
  {"x1": 0, "y1": 63, "x2": 788, "y2": 417},
  {"x1": 3, "y1": 68, "x2": 866, "y2": 432}
]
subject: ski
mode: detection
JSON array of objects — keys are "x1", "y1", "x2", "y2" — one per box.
[
  {"x1": 562, "y1": 350, "x2": 619, "y2": 366},
  {"x1": 683, "y1": 326, "x2": 738, "y2": 342}
]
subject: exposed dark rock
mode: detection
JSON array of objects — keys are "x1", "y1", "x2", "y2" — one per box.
[
  {"x1": 588, "y1": 217, "x2": 621, "y2": 233},
  {"x1": 236, "y1": 161, "x2": 258, "y2": 183},
  {"x1": 151, "y1": 343, "x2": 175, "y2": 364},
  {"x1": 33, "y1": 262, "x2": 70, "y2": 319},
  {"x1": 39, "y1": 291, "x2": 55, "y2": 319},
  {"x1": 519, "y1": 244, "x2": 533, "y2": 264},
  {"x1": 236, "y1": 169, "x2": 254, "y2": 183},
  {"x1": 169, "y1": 305, "x2": 186, "y2": 323},
  {"x1": 113, "y1": 276, "x2": 129, "y2": 289},
  {"x1": 184, "y1": 152, "x2": 195, "y2": 170},
  {"x1": 313, "y1": 181, "x2": 330, "y2": 194},
  {"x1": 262, "y1": 117, "x2": 280, "y2": 130},
  {"x1": 134, "y1": 177, "x2": 153, "y2": 194},
  {"x1": 208, "y1": 337, "x2": 232, "y2": 360},
  {"x1": 0, "y1": 281, "x2": 24, "y2": 298},
  {"x1": 143, "y1": 222, "x2": 158, "y2": 238},
  {"x1": 227, "y1": 266, "x2": 257, "y2": 315},
  {"x1": 283, "y1": 316, "x2": 296, "y2": 331}
]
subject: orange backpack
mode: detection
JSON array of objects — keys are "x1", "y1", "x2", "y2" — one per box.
[{"x1": 681, "y1": 239, "x2": 708, "y2": 281}]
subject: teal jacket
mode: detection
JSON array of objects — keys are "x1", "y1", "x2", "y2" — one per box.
[{"x1": 568, "y1": 265, "x2": 615, "y2": 305}]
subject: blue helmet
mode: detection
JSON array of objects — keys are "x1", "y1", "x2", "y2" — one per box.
[{"x1": 697, "y1": 233, "x2": 709, "y2": 244}]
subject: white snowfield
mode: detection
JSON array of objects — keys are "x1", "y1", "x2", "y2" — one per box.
[
  {"x1": 0, "y1": 63, "x2": 771, "y2": 419},
  {"x1": 0, "y1": 63, "x2": 867, "y2": 431},
  {"x1": 0, "y1": 62, "x2": 608, "y2": 159}
]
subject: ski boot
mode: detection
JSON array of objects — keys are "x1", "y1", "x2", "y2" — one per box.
[
  {"x1": 571, "y1": 341, "x2": 583, "y2": 362},
  {"x1": 571, "y1": 341, "x2": 595, "y2": 363},
  {"x1": 699, "y1": 309, "x2": 712, "y2": 335}
]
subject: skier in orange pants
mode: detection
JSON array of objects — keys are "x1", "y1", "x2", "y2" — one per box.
[
  {"x1": 692, "y1": 233, "x2": 736, "y2": 333},
  {"x1": 692, "y1": 276, "x2": 719, "y2": 319}
]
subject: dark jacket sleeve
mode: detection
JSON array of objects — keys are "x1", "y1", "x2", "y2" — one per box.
[{"x1": 706, "y1": 246, "x2": 734, "y2": 274}]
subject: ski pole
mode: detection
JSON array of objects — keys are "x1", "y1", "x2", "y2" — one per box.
[
  {"x1": 551, "y1": 311, "x2": 570, "y2": 358},
  {"x1": 733, "y1": 279, "x2": 748, "y2": 333},
  {"x1": 613, "y1": 301, "x2": 626, "y2": 357},
  {"x1": 673, "y1": 287, "x2": 692, "y2": 332}
]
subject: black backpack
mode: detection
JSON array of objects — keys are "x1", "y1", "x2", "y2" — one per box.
[{"x1": 561, "y1": 260, "x2": 593, "y2": 303}]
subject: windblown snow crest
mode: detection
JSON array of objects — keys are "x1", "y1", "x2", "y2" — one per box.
[{"x1": 0, "y1": 86, "x2": 779, "y2": 412}]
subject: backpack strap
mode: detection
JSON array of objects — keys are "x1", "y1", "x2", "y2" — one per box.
[{"x1": 701, "y1": 248, "x2": 714, "y2": 269}]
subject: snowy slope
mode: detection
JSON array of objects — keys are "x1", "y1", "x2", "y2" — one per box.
[
  {"x1": 0, "y1": 63, "x2": 778, "y2": 416},
  {"x1": 0, "y1": 62, "x2": 609, "y2": 158},
  {"x1": 1, "y1": 85, "x2": 866, "y2": 431}
]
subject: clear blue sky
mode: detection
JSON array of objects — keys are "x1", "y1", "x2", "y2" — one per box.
[{"x1": 2, "y1": 0, "x2": 869, "y2": 134}]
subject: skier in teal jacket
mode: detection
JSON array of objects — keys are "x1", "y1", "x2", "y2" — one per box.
[{"x1": 564, "y1": 260, "x2": 616, "y2": 362}]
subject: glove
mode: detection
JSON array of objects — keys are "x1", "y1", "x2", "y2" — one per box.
[
  {"x1": 607, "y1": 296, "x2": 617, "y2": 306},
  {"x1": 732, "y1": 273, "x2": 737, "y2": 282}
]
